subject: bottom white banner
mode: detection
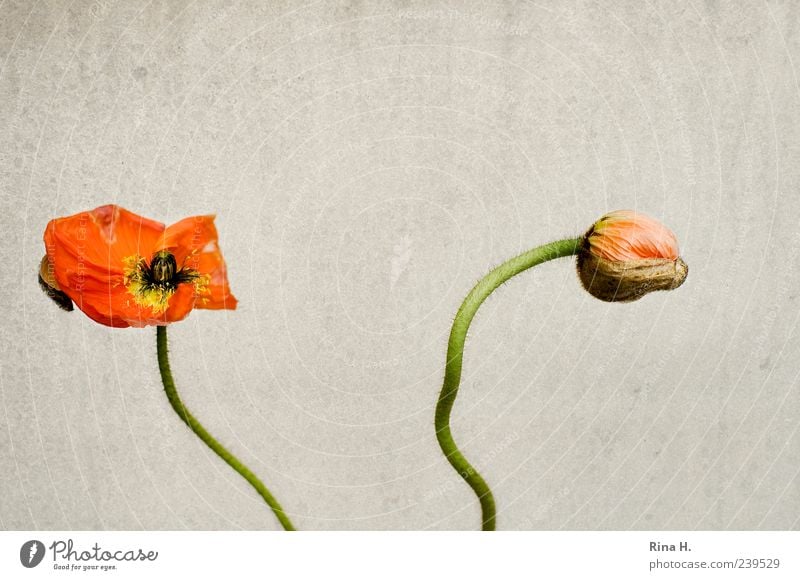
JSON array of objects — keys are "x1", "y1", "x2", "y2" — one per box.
[{"x1": 1, "y1": 531, "x2": 797, "y2": 579}]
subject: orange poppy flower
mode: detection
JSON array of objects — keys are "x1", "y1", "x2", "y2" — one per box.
[
  {"x1": 578, "y1": 210, "x2": 687, "y2": 302},
  {"x1": 40, "y1": 204, "x2": 237, "y2": 327}
]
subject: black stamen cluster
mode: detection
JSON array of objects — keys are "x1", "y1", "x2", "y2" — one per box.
[{"x1": 142, "y1": 250, "x2": 199, "y2": 291}]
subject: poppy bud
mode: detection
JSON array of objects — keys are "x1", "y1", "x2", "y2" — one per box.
[{"x1": 577, "y1": 210, "x2": 688, "y2": 302}]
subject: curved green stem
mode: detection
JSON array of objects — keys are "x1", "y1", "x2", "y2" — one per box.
[
  {"x1": 156, "y1": 325, "x2": 295, "y2": 531},
  {"x1": 435, "y1": 237, "x2": 583, "y2": 530}
]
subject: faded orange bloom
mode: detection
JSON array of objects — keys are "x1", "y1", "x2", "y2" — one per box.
[
  {"x1": 578, "y1": 210, "x2": 687, "y2": 302},
  {"x1": 40, "y1": 205, "x2": 237, "y2": 327}
]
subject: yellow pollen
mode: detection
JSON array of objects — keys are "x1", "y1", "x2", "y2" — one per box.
[{"x1": 123, "y1": 255, "x2": 174, "y2": 314}]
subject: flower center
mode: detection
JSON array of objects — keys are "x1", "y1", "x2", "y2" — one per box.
[
  {"x1": 123, "y1": 250, "x2": 209, "y2": 314},
  {"x1": 151, "y1": 250, "x2": 177, "y2": 284}
]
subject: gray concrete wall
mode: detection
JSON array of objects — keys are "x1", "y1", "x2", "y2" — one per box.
[{"x1": 1, "y1": 0, "x2": 798, "y2": 530}]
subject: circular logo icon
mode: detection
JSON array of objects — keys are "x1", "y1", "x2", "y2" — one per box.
[{"x1": 20, "y1": 540, "x2": 45, "y2": 568}]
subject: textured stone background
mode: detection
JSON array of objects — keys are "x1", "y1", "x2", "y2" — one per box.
[{"x1": 1, "y1": 0, "x2": 799, "y2": 530}]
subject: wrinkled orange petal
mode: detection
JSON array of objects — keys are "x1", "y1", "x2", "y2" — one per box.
[
  {"x1": 158, "y1": 284, "x2": 197, "y2": 325},
  {"x1": 193, "y1": 249, "x2": 238, "y2": 310},
  {"x1": 73, "y1": 299, "x2": 130, "y2": 328},
  {"x1": 43, "y1": 205, "x2": 169, "y2": 327},
  {"x1": 46, "y1": 205, "x2": 165, "y2": 266},
  {"x1": 44, "y1": 232, "x2": 127, "y2": 326},
  {"x1": 587, "y1": 210, "x2": 679, "y2": 262},
  {"x1": 160, "y1": 215, "x2": 237, "y2": 310},
  {"x1": 159, "y1": 214, "x2": 217, "y2": 265}
]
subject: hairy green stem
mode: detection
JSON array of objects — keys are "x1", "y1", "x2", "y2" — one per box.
[
  {"x1": 435, "y1": 237, "x2": 583, "y2": 530},
  {"x1": 156, "y1": 325, "x2": 295, "y2": 531}
]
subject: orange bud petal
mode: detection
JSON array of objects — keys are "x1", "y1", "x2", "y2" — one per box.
[{"x1": 587, "y1": 210, "x2": 679, "y2": 262}]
